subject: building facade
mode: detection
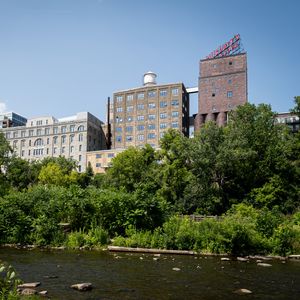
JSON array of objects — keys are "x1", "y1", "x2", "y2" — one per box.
[
  {"x1": 195, "y1": 53, "x2": 247, "y2": 129},
  {"x1": 111, "y1": 72, "x2": 190, "y2": 149},
  {"x1": 0, "y1": 112, "x2": 106, "y2": 172},
  {"x1": 87, "y1": 148, "x2": 124, "y2": 174},
  {"x1": 0, "y1": 112, "x2": 27, "y2": 128},
  {"x1": 275, "y1": 112, "x2": 300, "y2": 133}
]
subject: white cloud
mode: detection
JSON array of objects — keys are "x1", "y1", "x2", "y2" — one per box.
[{"x1": 0, "y1": 102, "x2": 7, "y2": 113}]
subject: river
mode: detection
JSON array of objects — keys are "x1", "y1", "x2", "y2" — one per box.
[{"x1": 0, "y1": 248, "x2": 299, "y2": 299}]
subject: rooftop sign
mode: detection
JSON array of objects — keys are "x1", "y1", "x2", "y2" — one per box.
[{"x1": 206, "y1": 34, "x2": 242, "y2": 59}]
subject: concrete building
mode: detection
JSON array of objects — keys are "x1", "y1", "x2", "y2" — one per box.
[
  {"x1": 0, "y1": 112, "x2": 106, "y2": 172},
  {"x1": 0, "y1": 112, "x2": 27, "y2": 128},
  {"x1": 195, "y1": 35, "x2": 247, "y2": 130},
  {"x1": 275, "y1": 112, "x2": 300, "y2": 133},
  {"x1": 110, "y1": 72, "x2": 190, "y2": 149}
]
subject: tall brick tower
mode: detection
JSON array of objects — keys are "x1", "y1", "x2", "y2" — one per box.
[{"x1": 195, "y1": 34, "x2": 247, "y2": 130}]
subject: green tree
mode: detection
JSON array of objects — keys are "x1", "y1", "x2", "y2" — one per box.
[
  {"x1": 106, "y1": 145, "x2": 157, "y2": 192},
  {"x1": 290, "y1": 96, "x2": 300, "y2": 117}
]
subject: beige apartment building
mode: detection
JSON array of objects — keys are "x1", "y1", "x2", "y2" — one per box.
[
  {"x1": 0, "y1": 112, "x2": 106, "y2": 172},
  {"x1": 110, "y1": 72, "x2": 190, "y2": 149}
]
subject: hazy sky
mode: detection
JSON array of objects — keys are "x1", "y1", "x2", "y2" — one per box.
[{"x1": 0, "y1": 0, "x2": 299, "y2": 121}]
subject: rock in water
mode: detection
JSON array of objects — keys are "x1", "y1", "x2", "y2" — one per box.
[
  {"x1": 234, "y1": 288, "x2": 252, "y2": 295},
  {"x1": 18, "y1": 282, "x2": 41, "y2": 288},
  {"x1": 237, "y1": 257, "x2": 248, "y2": 262},
  {"x1": 39, "y1": 290, "x2": 48, "y2": 296},
  {"x1": 71, "y1": 283, "x2": 93, "y2": 291},
  {"x1": 221, "y1": 257, "x2": 230, "y2": 261},
  {"x1": 20, "y1": 288, "x2": 38, "y2": 295},
  {"x1": 172, "y1": 267, "x2": 181, "y2": 271},
  {"x1": 257, "y1": 263, "x2": 272, "y2": 267}
]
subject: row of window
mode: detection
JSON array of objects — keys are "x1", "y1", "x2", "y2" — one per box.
[
  {"x1": 116, "y1": 131, "x2": 169, "y2": 143},
  {"x1": 211, "y1": 91, "x2": 233, "y2": 98},
  {"x1": 116, "y1": 122, "x2": 178, "y2": 132},
  {"x1": 115, "y1": 88, "x2": 179, "y2": 103},
  {"x1": 22, "y1": 148, "x2": 83, "y2": 158},
  {"x1": 116, "y1": 100, "x2": 180, "y2": 113},
  {"x1": 11, "y1": 134, "x2": 85, "y2": 148},
  {"x1": 115, "y1": 112, "x2": 180, "y2": 123},
  {"x1": 5, "y1": 125, "x2": 85, "y2": 139},
  {"x1": 95, "y1": 153, "x2": 115, "y2": 159}
]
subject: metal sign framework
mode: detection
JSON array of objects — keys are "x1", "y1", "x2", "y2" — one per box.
[{"x1": 206, "y1": 34, "x2": 244, "y2": 59}]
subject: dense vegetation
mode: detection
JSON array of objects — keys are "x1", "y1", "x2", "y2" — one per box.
[{"x1": 0, "y1": 100, "x2": 299, "y2": 257}]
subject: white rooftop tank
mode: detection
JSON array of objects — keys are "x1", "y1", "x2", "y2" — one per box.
[{"x1": 143, "y1": 71, "x2": 157, "y2": 86}]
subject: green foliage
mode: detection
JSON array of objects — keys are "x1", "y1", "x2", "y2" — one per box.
[{"x1": 0, "y1": 263, "x2": 21, "y2": 300}]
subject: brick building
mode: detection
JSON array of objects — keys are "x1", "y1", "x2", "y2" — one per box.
[{"x1": 195, "y1": 51, "x2": 247, "y2": 130}]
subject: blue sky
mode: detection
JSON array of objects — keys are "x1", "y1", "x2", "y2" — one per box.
[{"x1": 0, "y1": 0, "x2": 299, "y2": 121}]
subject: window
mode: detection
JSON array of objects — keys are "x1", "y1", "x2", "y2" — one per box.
[
  {"x1": 229, "y1": 61, "x2": 233, "y2": 65},
  {"x1": 70, "y1": 125, "x2": 75, "y2": 132},
  {"x1": 29, "y1": 140, "x2": 31, "y2": 147},
  {"x1": 137, "y1": 115, "x2": 144, "y2": 121},
  {"x1": 79, "y1": 145, "x2": 82, "y2": 151},
  {"x1": 13, "y1": 140, "x2": 18, "y2": 148},
  {"x1": 70, "y1": 135, "x2": 74, "y2": 143},
  {"x1": 78, "y1": 125, "x2": 84, "y2": 132},
  {"x1": 228, "y1": 79, "x2": 232, "y2": 84},
  {"x1": 148, "y1": 133, "x2": 156, "y2": 139},
  {"x1": 53, "y1": 127, "x2": 58, "y2": 134},
  {"x1": 212, "y1": 93, "x2": 215, "y2": 97},
  {"x1": 96, "y1": 163, "x2": 101, "y2": 168},
  {"x1": 172, "y1": 88, "x2": 179, "y2": 96},
  {"x1": 148, "y1": 90, "x2": 156, "y2": 98},
  {"x1": 37, "y1": 129, "x2": 42, "y2": 136},
  {"x1": 33, "y1": 149, "x2": 43, "y2": 156},
  {"x1": 13, "y1": 131, "x2": 18, "y2": 138},
  {"x1": 28, "y1": 150, "x2": 31, "y2": 156},
  {"x1": 160, "y1": 123, "x2": 167, "y2": 129},
  {"x1": 70, "y1": 146, "x2": 74, "y2": 153},
  {"x1": 108, "y1": 153, "x2": 115, "y2": 158},
  {"x1": 116, "y1": 136, "x2": 122, "y2": 142},
  {"x1": 79, "y1": 155, "x2": 82, "y2": 162},
  {"x1": 171, "y1": 99, "x2": 179, "y2": 106},
  {"x1": 78, "y1": 165, "x2": 82, "y2": 172},
  {"x1": 45, "y1": 128, "x2": 50, "y2": 135},
  {"x1": 61, "y1": 126, "x2": 66, "y2": 133},
  {"x1": 148, "y1": 114, "x2": 156, "y2": 120},
  {"x1": 160, "y1": 132, "x2": 166, "y2": 138},
  {"x1": 21, "y1": 150, "x2": 25, "y2": 157},
  {"x1": 148, "y1": 102, "x2": 156, "y2": 109},
  {"x1": 47, "y1": 138, "x2": 50, "y2": 144},
  {"x1": 53, "y1": 147, "x2": 57, "y2": 154},
  {"x1": 46, "y1": 148, "x2": 49, "y2": 154},
  {"x1": 61, "y1": 147, "x2": 65, "y2": 154},
  {"x1": 116, "y1": 107, "x2": 123, "y2": 113},
  {"x1": 227, "y1": 91, "x2": 233, "y2": 98},
  {"x1": 116, "y1": 127, "x2": 122, "y2": 132},
  {"x1": 36, "y1": 120, "x2": 43, "y2": 126},
  {"x1": 127, "y1": 116, "x2": 133, "y2": 122},
  {"x1": 160, "y1": 90, "x2": 167, "y2": 97},
  {"x1": 148, "y1": 124, "x2": 155, "y2": 130},
  {"x1": 21, "y1": 131, "x2": 26, "y2": 137},
  {"x1": 137, "y1": 93, "x2": 144, "y2": 100},
  {"x1": 34, "y1": 138, "x2": 43, "y2": 146},
  {"x1": 137, "y1": 104, "x2": 144, "y2": 110},
  {"x1": 96, "y1": 154, "x2": 102, "y2": 158},
  {"x1": 61, "y1": 135, "x2": 66, "y2": 143},
  {"x1": 172, "y1": 111, "x2": 179, "y2": 118},
  {"x1": 172, "y1": 122, "x2": 179, "y2": 128},
  {"x1": 137, "y1": 134, "x2": 144, "y2": 141},
  {"x1": 126, "y1": 126, "x2": 133, "y2": 132},
  {"x1": 126, "y1": 94, "x2": 133, "y2": 101},
  {"x1": 79, "y1": 133, "x2": 83, "y2": 142},
  {"x1": 137, "y1": 125, "x2": 145, "y2": 131},
  {"x1": 160, "y1": 101, "x2": 167, "y2": 108},
  {"x1": 127, "y1": 106, "x2": 133, "y2": 112},
  {"x1": 116, "y1": 117, "x2": 123, "y2": 123},
  {"x1": 21, "y1": 140, "x2": 25, "y2": 147},
  {"x1": 126, "y1": 135, "x2": 133, "y2": 141},
  {"x1": 160, "y1": 113, "x2": 167, "y2": 119},
  {"x1": 29, "y1": 130, "x2": 34, "y2": 137},
  {"x1": 116, "y1": 96, "x2": 123, "y2": 102}
]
